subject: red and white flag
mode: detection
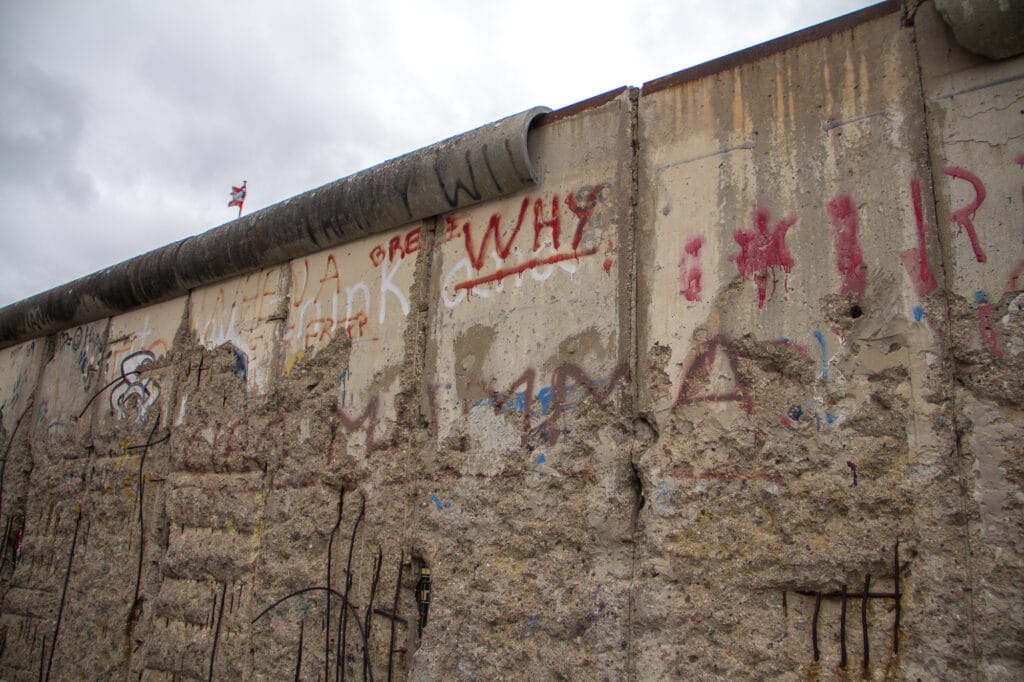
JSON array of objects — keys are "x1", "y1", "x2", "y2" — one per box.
[{"x1": 228, "y1": 180, "x2": 247, "y2": 216}]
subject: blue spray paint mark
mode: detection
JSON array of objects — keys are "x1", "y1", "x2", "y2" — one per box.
[
  {"x1": 533, "y1": 453, "x2": 547, "y2": 471},
  {"x1": 471, "y1": 384, "x2": 575, "y2": 417},
  {"x1": 651, "y1": 480, "x2": 682, "y2": 515},
  {"x1": 913, "y1": 305, "x2": 925, "y2": 322},
  {"x1": 536, "y1": 387, "x2": 554, "y2": 415},
  {"x1": 813, "y1": 330, "x2": 828, "y2": 380},
  {"x1": 430, "y1": 495, "x2": 444, "y2": 511},
  {"x1": 825, "y1": 411, "x2": 837, "y2": 425},
  {"x1": 339, "y1": 367, "x2": 350, "y2": 406},
  {"x1": 974, "y1": 290, "x2": 990, "y2": 306},
  {"x1": 231, "y1": 346, "x2": 248, "y2": 383}
]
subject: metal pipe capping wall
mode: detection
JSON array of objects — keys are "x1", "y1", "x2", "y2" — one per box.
[{"x1": 0, "y1": 106, "x2": 551, "y2": 350}]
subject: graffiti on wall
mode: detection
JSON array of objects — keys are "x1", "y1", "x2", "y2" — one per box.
[
  {"x1": 678, "y1": 236, "x2": 705, "y2": 302},
  {"x1": 674, "y1": 337, "x2": 754, "y2": 413},
  {"x1": 368, "y1": 226, "x2": 421, "y2": 268},
  {"x1": 944, "y1": 166, "x2": 988, "y2": 263},
  {"x1": 730, "y1": 207, "x2": 797, "y2": 309},
  {"x1": 441, "y1": 184, "x2": 611, "y2": 307},
  {"x1": 0, "y1": 341, "x2": 37, "y2": 433},
  {"x1": 902, "y1": 161, "x2": 1024, "y2": 354},
  {"x1": 826, "y1": 195, "x2": 868, "y2": 301},
  {"x1": 194, "y1": 269, "x2": 282, "y2": 392},
  {"x1": 475, "y1": 362, "x2": 627, "y2": 447},
  {"x1": 289, "y1": 226, "x2": 419, "y2": 356},
  {"x1": 108, "y1": 351, "x2": 160, "y2": 420},
  {"x1": 57, "y1": 325, "x2": 105, "y2": 389},
  {"x1": 678, "y1": 162, "x2": 1021, "y2": 359}
]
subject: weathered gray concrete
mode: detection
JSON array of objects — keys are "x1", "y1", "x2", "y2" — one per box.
[
  {"x1": 0, "y1": 2, "x2": 1022, "y2": 679},
  {"x1": 635, "y1": 6, "x2": 971, "y2": 678},
  {"x1": 917, "y1": 2, "x2": 1024, "y2": 676},
  {"x1": 414, "y1": 88, "x2": 637, "y2": 679}
]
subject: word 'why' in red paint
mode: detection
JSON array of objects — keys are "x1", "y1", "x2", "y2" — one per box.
[
  {"x1": 448, "y1": 185, "x2": 608, "y2": 293},
  {"x1": 730, "y1": 208, "x2": 796, "y2": 309},
  {"x1": 827, "y1": 194, "x2": 868, "y2": 300}
]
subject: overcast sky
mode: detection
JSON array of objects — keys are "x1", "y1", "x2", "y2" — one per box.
[{"x1": 0, "y1": 0, "x2": 876, "y2": 308}]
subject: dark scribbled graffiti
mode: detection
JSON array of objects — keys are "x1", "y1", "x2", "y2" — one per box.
[{"x1": 109, "y1": 351, "x2": 160, "y2": 420}]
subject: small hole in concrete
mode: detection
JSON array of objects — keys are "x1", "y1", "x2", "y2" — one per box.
[{"x1": 848, "y1": 304, "x2": 863, "y2": 319}]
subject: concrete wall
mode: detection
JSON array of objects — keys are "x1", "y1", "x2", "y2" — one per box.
[{"x1": 1, "y1": 1, "x2": 1022, "y2": 678}]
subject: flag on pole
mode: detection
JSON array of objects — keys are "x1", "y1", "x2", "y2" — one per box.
[{"x1": 228, "y1": 180, "x2": 247, "y2": 217}]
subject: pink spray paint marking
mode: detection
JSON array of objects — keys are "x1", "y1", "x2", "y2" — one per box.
[
  {"x1": 827, "y1": 194, "x2": 868, "y2": 300},
  {"x1": 944, "y1": 166, "x2": 987, "y2": 263},
  {"x1": 730, "y1": 208, "x2": 797, "y2": 309},
  {"x1": 1018, "y1": 153, "x2": 1024, "y2": 225},
  {"x1": 978, "y1": 306, "x2": 1003, "y2": 358},
  {"x1": 679, "y1": 235, "x2": 705, "y2": 301},
  {"x1": 900, "y1": 178, "x2": 938, "y2": 297},
  {"x1": 1009, "y1": 260, "x2": 1024, "y2": 291},
  {"x1": 1009, "y1": 156, "x2": 1024, "y2": 290},
  {"x1": 976, "y1": 292, "x2": 1004, "y2": 358}
]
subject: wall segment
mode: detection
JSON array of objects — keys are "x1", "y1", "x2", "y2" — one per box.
[
  {"x1": 635, "y1": 5, "x2": 968, "y2": 678},
  {"x1": 0, "y1": 2, "x2": 1022, "y2": 679}
]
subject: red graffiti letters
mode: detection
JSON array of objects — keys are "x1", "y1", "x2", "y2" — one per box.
[
  {"x1": 730, "y1": 207, "x2": 797, "y2": 309},
  {"x1": 679, "y1": 235, "x2": 705, "y2": 301},
  {"x1": 675, "y1": 337, "x2": 753, "y2": 413},
  {"x1": 564, "y1": 185, "x2": 606, "y2": 249},
  {"x1": 900, "y1": 178, "x2": 938, "y2": 297},
  {"x1": 1013, "y1": 156, "x2": 1024, "y2": 290},
  {"x1": 482, "y1": 362, "x2": 627, "y2": 446},
  {"x1": 944, "y1": 166, "x2": 987, "y2": 263},
  {"x1": 452, "y1": 199, "x2": 527, "y2": 270},
  {"x1": 449, "y1": 184, "x2": 609, "y2": 293},
  {"x1": 532, "y1": 194, "x2": 561, "y2": 251},
  {"x1": 1009, "y1": 260, "x2": 1024, "y2": 291},
  {"x1": 977, "y1": 300, "x2": 1004, "y2": 358},
  {"x1": 826, "y1": 194, "x2": 868, "y2": 300},
  {"x1": 333, "y1": 395, "x2": 380, "y2": 456},
  {"x1": 369, "y1": 226, "x2": 421, "y2": 267},
  {"x1": 1018, "y1": 153, "x2": 1024, "y2": 204}
]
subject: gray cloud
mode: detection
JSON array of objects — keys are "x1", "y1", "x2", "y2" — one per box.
[
  {"x1": 0, "y1": 0, "x2": 874, "y2": 308},
  {"x1": 0, "y1": 64, "x2": 97, "y2": 206}
]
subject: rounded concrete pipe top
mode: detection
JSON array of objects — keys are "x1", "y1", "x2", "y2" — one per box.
[
  {"x1": 0, "y1": 107, "x2": 550, "y2": 350},
  {"x1": 934, "y1": 0, "x2": 1024, "y2": 60}
]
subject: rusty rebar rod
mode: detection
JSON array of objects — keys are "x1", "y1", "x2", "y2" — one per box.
[
  {"x1": 294, "y1": 618, "x2": 304, "y2": 682},
  {"x1": 862, "y1": 574, "x2": 871, "y2": 670},
  {"x1": 45, "y1": 507, "x2": 81, "y2": 681},
  {"x1": 208, "y1": 581, "x2": 227, "y2": 682},
  {"x1": 326, "y1": 489, "x2": 345, "y2": 682},
  {"x1": 363, "y1": 547, "x2": 383, "y2": 682},
  {"x1": 839, "y1": 584, "x2": 848, "y2": 668},
  {"x1": 339, "y1": 494, "x2": 365, "y2": 682},
  {"x1": 387, "y1": 552, "x2": 404, "y2": 682},
  {"x1": 893, "y1": 540, "x2": 901, "y2": 653},
  {"x1": 811, "y1": 592, "x2": 821, "y2": 662}
]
